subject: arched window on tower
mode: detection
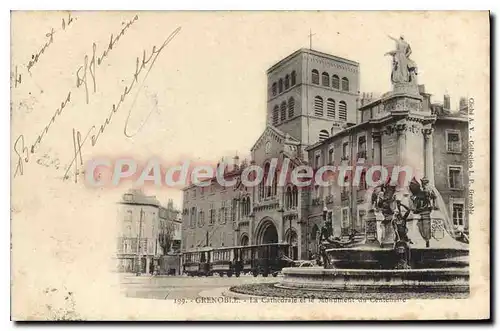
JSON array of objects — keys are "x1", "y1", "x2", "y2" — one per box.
[
  {"x1": 326, "y1": 98, "x2": 335, "y2": 118},
  {"x1": 278, "y1": 78, "x2": 283, "y2": 93},
  {"x1": 288, "y1": 97, "x2": 295, "y2": 118},
  {"x1": 341, "y1": 77, "x2": 349, "y2": 91},
  {"x1": 311, "y1": 69, "x2": 319, "y2": 85},
  {"x1": 285, "y1": 74, "x2": 290, "y2": 90},
  {"x1": 339, "y1": 101, "x2": 347, "y2": 121},
  {"x1": 314, "y1": 96, "x2": 324, "y2": 116},
  {"x1": 332, "y1": 75, "x2": 340, "y2": 89},
  {"x1": 291, "y1": 71, "x2": 297, "y2": 86},
  {"x1": 280, "y1": 101, "x2": 287, "y2": 121},
  {"x1": 319, "y1": 130, "x2": 329, "y2": 142},
  {"x1": 272, "y1": 105, "x2": 279, "y2": 126},
  {"x1": 272, "y1": 82, "x2": 277, "y2": 96},
  {"x1": 322, "y1": 72, "x2": 330, "y2": 86}
]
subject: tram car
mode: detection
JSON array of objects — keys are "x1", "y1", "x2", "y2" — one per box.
[
  {"x1": 182, "y1": 247, "x2": 213, "y2": 276},
  {"x1": 252, "y1": 243, "x2": 292, "y2": 277},
  {"x1": 210, "y1": 246, "x2": 242, "y2": 277},
  {"x1": 240, "y1": 245, "x2": 256, "y2": 274},
  {"x1": 182, "y1": 243, "x2": 294, "y2": 277}
]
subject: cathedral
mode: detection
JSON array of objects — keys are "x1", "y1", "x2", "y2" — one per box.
[{"x1": 181, "y1": 47, "x2": 469, "y2": 260}]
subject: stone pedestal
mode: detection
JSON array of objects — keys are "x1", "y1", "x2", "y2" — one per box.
[
  {"x1": 378, "y1": 218, "x2": 396, "y2": 247},
  {"x1": 418, "y1": 211, "x2": 432, "y2": 248},
  {"x1": 364, "y1": 209, "x2": 378, "y2": 245}
]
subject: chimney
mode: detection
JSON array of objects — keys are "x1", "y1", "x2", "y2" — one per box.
[
  {"x1": 459, "y1": 97, "x2": 468, "y2": 115},
  {"x1": 418, "y1": 84, "x2": 425, "y2": 94},
  {"x1": 443, "y1": 94, "x2": 451, "y2": 110}
]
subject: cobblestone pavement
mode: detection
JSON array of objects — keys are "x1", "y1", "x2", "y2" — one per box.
[{"x1": 120, "y1": 274, "x2": 280, "y2": 300}]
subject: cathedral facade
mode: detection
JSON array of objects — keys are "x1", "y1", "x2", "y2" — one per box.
[{"x1": 181, "y1": 48, "x2": 469, "y2": 260}]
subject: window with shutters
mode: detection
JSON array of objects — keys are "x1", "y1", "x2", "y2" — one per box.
[
  {"x1": 452, "y1": 203, "x2": 464, "y2": 226},
  {"x1": 280, "y1": 101, "x2": 287, "y2": 121},
  {"x1": 285, "y1": 74, "x2": 290, "y2": 90},
  {"x1": 332, "y1": 75, "x2": 340, "y2": 89},
  {"x1": 326, "y1": 98, "x2": 335, "y2": 118},
  {"x1": 446, "y1": 130, "x2": 462, "y2": 153},
  {"x1": 448, "y1": 166, "x2": 463, "y2": 189},
  {"x1": 272, "y1": 82, "x2": 277, "y2": 96},
  {"x1": 339, "y1": 101, "x2": 347, "y2": 121},
  {"x1": 272, "y1": 105, "x2": 279, "y2": 126},
  {"x1": 314, "y1": 96, "x2": 324, "y2": 116},
  {"x1": 311, "y1": 69, "x2": 319, "y2": 84},
  {"x1": 278, "y1": 78, "x2": 283, "y2": 93},
  {"x1": 341, "y1": 77, "x2": 349, "y2": 91},
  {"x1": 288, "y1": 97, "x2": 295, "y2": 118},
  {"x1": 322, "y1": 72, "x2": 329, "y2": 86}
]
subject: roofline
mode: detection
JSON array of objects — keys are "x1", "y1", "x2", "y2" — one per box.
[
  {"x1": 435, "y1": 115, "x2": 469, "y2": 122},
  {"x1": 181, "y1": 168, "x2": 243, "y2": 191},
  {"x1": 117, "y1": 201, "x2": 161, "y2": 208},
  {"x1": 266, "y1": 48, "x2": 359, "y2": 74}
]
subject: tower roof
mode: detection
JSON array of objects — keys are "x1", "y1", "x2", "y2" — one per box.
[{"x1": 267, "y1": 48, "x2": 359, "y2": 74}]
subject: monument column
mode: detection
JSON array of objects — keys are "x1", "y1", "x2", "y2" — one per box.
[{"x1": 423, "y1": 127, "x2": 435, "y2": 185}]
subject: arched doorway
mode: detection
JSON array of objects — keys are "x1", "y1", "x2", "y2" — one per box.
[
  {"x1": 285, "y1": 229, "x2": 298, "y2": 260},
  {"x1": 255, "y1": 218, "x2": 279, "y2": 245}
]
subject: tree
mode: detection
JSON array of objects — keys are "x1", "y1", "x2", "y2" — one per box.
[{"x1": 158, "y1": 221, "x2": 174, "y2": 255}]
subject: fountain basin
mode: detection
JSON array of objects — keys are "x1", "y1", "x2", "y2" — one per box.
[
  {"x1": 279, "y1": 267, "x2": 469, "y2": 293},
  {"x1": 326, "y1": 246, "x2": 469, "y2": 269}
]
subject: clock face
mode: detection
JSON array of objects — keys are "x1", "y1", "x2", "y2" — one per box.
[{"x1": 265, "y1": 141, "x2": 271, "y2": 154}]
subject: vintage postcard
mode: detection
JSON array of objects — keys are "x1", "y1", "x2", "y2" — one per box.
[{"x1": 10, "y1": 11, "x2": 490, "y2": 320}]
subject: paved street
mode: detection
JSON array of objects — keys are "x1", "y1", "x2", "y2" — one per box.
[{"x1": 120, "y1": 274, "x2": 280, "y2": 300}]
